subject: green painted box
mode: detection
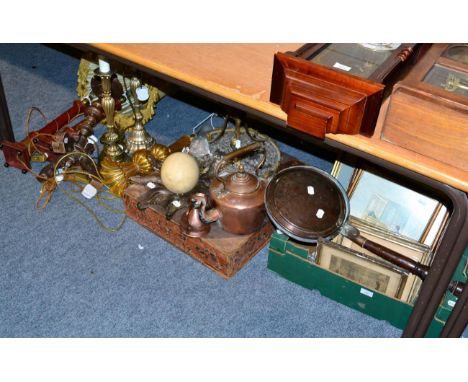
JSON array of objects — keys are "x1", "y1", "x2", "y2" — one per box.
[{"x1": 267, "y1": 231, "x2": 468, "y2": 337}]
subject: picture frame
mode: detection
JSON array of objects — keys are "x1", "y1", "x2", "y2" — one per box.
[
  {"x1": 334, "y1": 216, "x2": 433, "y2": 304},
  {"x1": 330, "y1": 155, "x2": 450, "y2": 304},
  {"x1": 331, "y1": 158, "x2": 449, "y2": 248},
  {"x1": 316, "y1": 239, "x2": 408, "y2": 300}
]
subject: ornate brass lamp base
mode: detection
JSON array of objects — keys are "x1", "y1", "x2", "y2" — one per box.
[
  {"x1": 98, "y1": 65, "x2": 127, "y2": 166},
  {"x1": 126, "y1": 128, "x2": 154, "y2": 154},
  {"x1": 125, "y1": 77, "x2": 155, "y2": 155},
  {"x1": 99, "y1": 131, "x2": 126, "y2": 163}
]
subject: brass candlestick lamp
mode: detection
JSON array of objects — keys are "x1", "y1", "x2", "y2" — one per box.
[
  {"x1": 125, "y1": 77, "x2": 155, "y2": 154},
  {"x1": 98, "y1": 60, "x2": 125, "y2": 164}
]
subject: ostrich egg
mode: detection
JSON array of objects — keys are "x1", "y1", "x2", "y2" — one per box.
[{"x1": 160, "y1": 152, "x2": 200, "y2": 194}]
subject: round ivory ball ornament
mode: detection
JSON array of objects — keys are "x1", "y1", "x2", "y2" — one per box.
[{"x1": 160, "y1": 152, "x2": 200, "y2": 194}]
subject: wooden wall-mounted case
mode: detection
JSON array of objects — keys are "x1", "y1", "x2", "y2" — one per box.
[
  {"x1": 270, "y1": 43, "x2": 418, "y2": 138},
  {"x1": 381, "y1": 44, "x2": 468, "y2": 173}
]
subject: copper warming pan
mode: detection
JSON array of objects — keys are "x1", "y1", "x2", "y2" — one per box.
[{"x1": 265, "y1": 165, "x2": 464, "y2": 297}]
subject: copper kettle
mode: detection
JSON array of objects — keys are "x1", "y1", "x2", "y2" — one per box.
[{"x1": 182, "y1": 142, "x2": 266, "y2": 236}]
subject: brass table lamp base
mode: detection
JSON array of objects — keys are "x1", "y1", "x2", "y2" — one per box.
[
  {"x1": 98, "y1": 67, "x2": 126, "y2": 165},
  {"x1": 126, "y1": 77, "x2": 155, "y2": 155}
]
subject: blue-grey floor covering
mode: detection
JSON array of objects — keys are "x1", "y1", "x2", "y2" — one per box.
[{"x1": 0, "y1": 43, "x2": 406, "y2": 337}]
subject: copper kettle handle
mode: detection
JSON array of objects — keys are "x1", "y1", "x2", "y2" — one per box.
[{"x1": 214, "y1": 141, "x2": 265, "y2": 185}]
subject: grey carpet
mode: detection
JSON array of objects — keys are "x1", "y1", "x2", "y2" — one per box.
[{"x1": 0, "y1": 43, "x2": 404, "y2": 337}]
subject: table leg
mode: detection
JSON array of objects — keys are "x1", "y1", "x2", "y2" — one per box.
[
  {"x1": 403, "y1": 190, "x2": 468, "y2": 337},
  {"x1": 440, "y1": 258, "x2": 468, "y2": 337},
  {"x1": 0, "y1": 73, "x2": 15, "y2": 142},
  {"x1": 324, "y1": 137, "x2": 468, "y2": 338}
]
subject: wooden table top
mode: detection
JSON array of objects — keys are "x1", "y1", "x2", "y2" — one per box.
[{"x1": 89, "y1": 43, "x2": 468, "y2": 192}]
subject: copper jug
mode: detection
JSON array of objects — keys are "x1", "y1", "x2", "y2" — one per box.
[{"x1": 182, "y1": 142, "x2": 266, "y2": 236}]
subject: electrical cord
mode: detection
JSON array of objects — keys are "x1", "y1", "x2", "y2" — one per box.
[
  {"x1": 18, "y1": 107, "x2": 126, "y2": 232},
  {"x1": 45, "y1": 151, "x2": 128, "y2": 233}
]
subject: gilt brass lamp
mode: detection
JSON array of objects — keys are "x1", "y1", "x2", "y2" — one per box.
[
  {"x1": 98, "y1": 59, "x2": 125, "y2": 164},
  {"x1": 125, "y1": 77, "x2": 155, "y2": 154}
]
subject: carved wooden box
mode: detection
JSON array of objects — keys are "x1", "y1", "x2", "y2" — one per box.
[
  {"x1": 381, "y1": 44, "x2": 468, "y2": 172},
  {"x1": 124, "y1": 184, "x2": 273, "y2": 279},
  {"x1": 270, "y1": 43, "x2": 418, "y2": 138}
]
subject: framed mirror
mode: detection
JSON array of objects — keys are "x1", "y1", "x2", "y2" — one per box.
[{"x1": 331, "y1": 159, "x2": 449, "y2": 248}]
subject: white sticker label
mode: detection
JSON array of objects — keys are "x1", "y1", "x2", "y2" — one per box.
[
  {"x1": 333, "y1": 62, "x2": 352, "y2": 72},
  {"x1": 234, "y1": 139, "x2": 241, "y2": 149},
  {"x1": 136, "y1": 86, "x2": 149, "y2": 102},
  {"x1": 316, "y1": 209, "x2": 325, "y2": 219},
  {"x1": 81, "y1": 183, "x2": 98, "y2": 199},
  {"x1": 307, "y1": 186, "x2": 315, "y2": 195},
  {"x1": 447, "y1": 300, "x2": 456, "y2": 308},
  {"x1": 98, "y1": 59, "x2": 110, "y2": 73},
  {"x1": 172, "y1": 200, "x2": 181, "y2": 208},
  {"x1": 87, "y1": 135, "x2": 98, "y2": 144},
  {"x1": 360, "y1": 288, "x2": 374, "y2": 298},
  {"x1": 146, "y1": 182, "x2": 156, "y2": 189}
]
